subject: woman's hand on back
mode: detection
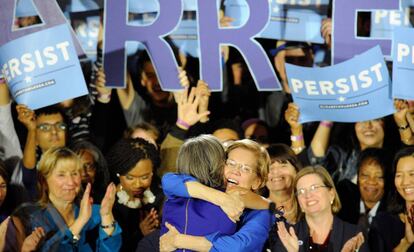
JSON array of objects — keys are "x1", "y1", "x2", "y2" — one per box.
[{"x1": 220, "y1": 188, "x2": 245, "y2": 223}]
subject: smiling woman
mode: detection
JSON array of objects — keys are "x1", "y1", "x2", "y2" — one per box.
[
  {"x1": 106, "y1": 137, "x2": 163, "y2": 251},
  {"x1": 266, "y1": 144, "x2": 302, "y2": 226},
  {"x1": 337, "y1": 148, "x2": 391, "y2": 235},
  {"x1": 273, "y1": 166, "x2": 368, "y2": 252},
  {"x1": 159, "y1": 138, "x2": 272, "y2": 252},
  {"x1": 1, "y1": 147, "x2": 121, "y2": 251},
  {"x1": 369, "y1": 147, "x2": 414, "y2": 252}
]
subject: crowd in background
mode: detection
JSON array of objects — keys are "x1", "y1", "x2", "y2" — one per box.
[{"x1": 1, "y1": 1, "x2": 414, "y2": 251}]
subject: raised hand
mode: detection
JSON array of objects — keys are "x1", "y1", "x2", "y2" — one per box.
[
  {"x1": 100, "y1": 183, "x2": 116, "y2": 217},
  {"x1": 172, "y1": 68, "x2": 190, "y2": 103},
  {"x1": 277, "y1": 221, "x2": 299, "y2": 252},
  {"x1": 21, "y1": 227, "x2": 45, "y2": 252},
  {"x1": 220, "y1": 16, "x2": 234, "y2": 28},
  {"x1": 160, "y1": 222, "x2": 180, "y2": 252},
  {"x1": 321, "y1": 18, "x2": 332, "y2": 48},
  {"x1": 341, "y1": 232, "x2": 364, "y2": 252},
  {"x1": 77, "y1": 183, "x2": 93, "y2": 226},
  {"x1": 176, "y1": 87, "x2": 210, "y2": 130},
  {"x1": 195, "y1": 80, "x2": 211, "y2": 123},
  {"x1": 96, "y1": 68, "x2": 112, "y2": 103},
  {"x1": 16, "y1": 104, "x2": 36, "y2": 131},
  {"x1": 0, "y1": 79, "x2": 10, "y2": 105},
  {"x1": 139, "y1": 208, "x2": 159, "y2": 236},
  {"x1": 284, "y1": 103, "x2": 301, "y2": 129},
  {"x1": 394, "y1": 99, "x2": 409, "y2": 127}
]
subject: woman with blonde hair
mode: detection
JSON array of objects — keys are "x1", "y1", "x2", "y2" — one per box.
[
  {"x1": 273, "y1": 166, "x2": 367, "y2": 252},
  {"x1": 2, "y1": 147, "x2": 121, "y2": 251}
]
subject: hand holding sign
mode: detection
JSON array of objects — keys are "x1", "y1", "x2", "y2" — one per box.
[
  {"x1": 284, "y1": 103, "x2": 301, "y2": 129},
  {"x1": 392, "y1": 27, "x2": 414, "y2": 100},
  {"x1": 0, "y1": 24, "x2": 88, "y2": 109},
  {"x1": 16, "y1": 104, "x2": 36, "y2": 131},
  {"x1": 321, "y1": 18, "x2": 332, "y2": 48},
  {"x1": 195, "y1": 80, "x2": 211, "y2": 123},
  {"x1": 394, "y1": 99, "x2": 414, "y2": 145},
  {"x1": 287, "y1": 46, "x2": 394, "y2": 123}
]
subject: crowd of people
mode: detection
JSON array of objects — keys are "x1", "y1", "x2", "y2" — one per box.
[{"x1": 1, "y1": 1, "x2": 414, "y2": 252}]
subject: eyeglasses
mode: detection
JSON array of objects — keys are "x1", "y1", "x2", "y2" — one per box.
[
  {"x1": 225, "y1": 159, "x2": 255, "y2": 174},
  {"x1": 296, "y1": 184, "x2": 330, "y2": 197},
  {"x1": 37, "y1": 122, "x2": 67, "y2": 132}
]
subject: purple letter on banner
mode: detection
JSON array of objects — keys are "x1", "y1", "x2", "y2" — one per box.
[
  {"x1": 333, "y1": 0, "x2": 399, "y2": 64},
  {"x1": 0, "y1": 0, "x2": 85, "y2": 57},
  {"x1": 197, "y1": 0, "x2": 281, "y2": 91},
  {"x1": 103, "y1": 0, "x2": 182, "y2": 89}
]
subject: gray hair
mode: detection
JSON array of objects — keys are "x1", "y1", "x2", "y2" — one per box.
[{"x1": 177, "y1": 135, "x2": 225, "y2": 188}]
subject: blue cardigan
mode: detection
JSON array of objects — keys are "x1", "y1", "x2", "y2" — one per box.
[{"x1": 28, "y1": 203, "x2": 122, "y2": 252}]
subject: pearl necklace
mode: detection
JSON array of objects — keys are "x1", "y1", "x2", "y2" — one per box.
[{"x1": 116, "y1": 188, "x2": 156, "y2": 209}]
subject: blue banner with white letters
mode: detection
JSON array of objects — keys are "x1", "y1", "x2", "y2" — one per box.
[
  {"x1": 225, "y1": 0, "x2": 329, "y2": 43},
  {"x1": 286, "y1": 46, "x2": 394, "y2": 123},
  {"x1": 370, "y1": 0, "x2": 414, "y2": 39},
  {"x1": 0, "y1": 24, "x2": 88, "y2": 109},
  {"x1": 392, "y1": 27, "x2": 414, "y2": 100}
]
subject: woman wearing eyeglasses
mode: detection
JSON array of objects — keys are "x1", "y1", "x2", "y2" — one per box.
[
  {"x1": 273, "y1": 166, "x2": 368, "y2": 252},
  {"x1": 159, "y1": 138, "x2": 272, "y2": 252}
]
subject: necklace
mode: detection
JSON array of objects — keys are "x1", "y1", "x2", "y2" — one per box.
[{"x1": 116, "y1": 188, "x2": 156, "y2": 209}]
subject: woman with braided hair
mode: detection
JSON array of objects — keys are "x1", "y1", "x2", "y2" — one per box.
[{"x1": 106, "y1": 137, "x2": 163, "y2": 251}]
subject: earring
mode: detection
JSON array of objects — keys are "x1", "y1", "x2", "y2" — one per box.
[
  {"x1": 330, "y1": 200, "x2": 333, "y2": 205},
  {"x1": 116, "y1": 173, "x2": 120, "y2": 177}
]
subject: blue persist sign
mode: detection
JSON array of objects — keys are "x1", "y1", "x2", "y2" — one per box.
[
  {"x1": 392, "y1": 27, "x2": 414, "y2": 100},
  {"x1": 224, "y1": 0, "x2": 329, "y2": 43},
  {"x1": 370, "y1": 0, "x2": 414, "y2": 39},
  {"x1": 0, "y1": 24, "x2": 88, "y2": 109},
  {"x1": 287, "y1": 46, "x2": 394, "y2": 123}
]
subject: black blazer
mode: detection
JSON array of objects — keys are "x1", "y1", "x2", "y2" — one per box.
[
  {"x1": 271, "y1": 216, "x2": 369, "y2": 252},
  {"x1": 369, "y1": 212, "x2": 414, "y2": 252},
  {"x1": 337, "y1": 179, "x2": 388, "y2": 224}
]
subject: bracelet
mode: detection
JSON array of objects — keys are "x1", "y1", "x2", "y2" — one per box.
[
  {"x1": 290, "y1": 135, "x2": 304, "y2": 142},
  {"x1": 399, "y1": 124, "x2": 410, "y2": 131},
  {"x1": 320, "y1": 121, "x2": 333, "y2": 128},
  {"x1": 176, "y1": 118, "x2": 190, "y2": 130},
  {"x1": 101, "y1": 221, "x2": 116, "y2": 229}
]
